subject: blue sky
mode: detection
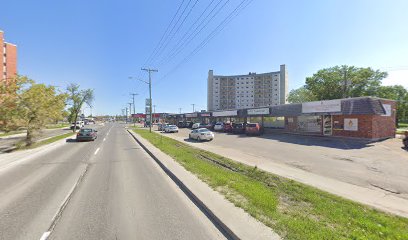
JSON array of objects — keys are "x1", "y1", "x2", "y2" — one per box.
[{"x1": 1, "y1": 0, "x2": 407, "y2": 115}]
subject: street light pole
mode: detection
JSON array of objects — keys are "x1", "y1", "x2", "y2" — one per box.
[
  {"x1": 141, "y1": 68, "x2": 158, "y2": 133},
  {"x1": 130, "y1": 93, "x2": 138, "y2": 126},
  {"x1": 191, "y1": 104, "x2": 195, "y2": 112}
]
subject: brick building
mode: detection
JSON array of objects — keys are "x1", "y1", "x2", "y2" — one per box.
[
  {"x1": 168, "y1": 97, "x2": 396, "y2": 140},
  {"x1": 1, "y1": 30, "x2": 17, "y2": 83}
]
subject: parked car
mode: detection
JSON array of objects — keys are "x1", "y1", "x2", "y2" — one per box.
[
  {"x1": 76, "y1": 128, "x2": 98, "y2": 141},
  {"x1": 213, "y1": 122, "x2": 224, "y2": 131},
  {"x1": 189, "y1": 128, "x2": 214, "y2": 141},
  {"x1": 204, "y1": 122, "x2": 216, "y2": 130},
  {"x1": 232, "y1": 123, "x2": 245, "y2": 134},
  {"x1": 192, "y1": 123, "x2": 200, "y2": 129},
  {"x1": 178, "y1": 121, "x2": 185, "y2": 128},
  {"x1": 164, "y1": 125, "x2": 179, "y2": 133},
  {"x1": 245, "y1": 123, "x2": 263, "y2": 136},
  {"x1": 223, "y1": 122, "x2": 233, "y2": 132},
  {"x1": 158, "y1": 123, "x2": 169, "y2": 131},
  {"x1": 185, "y1": 121, "x2": 194, "y2": 128}
]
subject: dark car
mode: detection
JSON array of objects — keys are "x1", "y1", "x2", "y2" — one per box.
[
  {"x1": 223, "y1": 123, "x2": 233, "y2": 132},
  {"x1": 185, "y1": 121, "x2": 194, "y2": 128},
  {"x1": 76, "y1": 128, "x2": 98, "y2": 141},
  {"x1": 245, "y1": 123, "x2": 263, "y2": 136},
  {"x1": 232, "y1": 123, "x2": 245, "y2": 134},
  {"x1": 204, "y1": 122, "x2": 216, "y2": 130},
  {"x1": 178, "y1": 121, "x2": 185, "y2": 128}
]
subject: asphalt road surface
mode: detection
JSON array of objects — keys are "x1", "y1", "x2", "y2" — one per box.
[{"x1": 0, "y1": 123, "x2": 224, "y2": 240}]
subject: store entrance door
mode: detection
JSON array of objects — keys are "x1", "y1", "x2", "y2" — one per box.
[{"x1": 323, "y1": 115, "x2": 332, "y2": 136}]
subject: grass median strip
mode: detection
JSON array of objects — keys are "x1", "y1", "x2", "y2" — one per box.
[
  {"x1": 16, "y1": 132, "x2": 75, "y2": 151},
  {"x1": 133, "y1": 128, "x2": 408, "y2": 240}
]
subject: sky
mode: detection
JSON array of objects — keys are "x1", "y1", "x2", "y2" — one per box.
[{"x1": 1, "y1": 0, "x2": 407, "y2": 116}]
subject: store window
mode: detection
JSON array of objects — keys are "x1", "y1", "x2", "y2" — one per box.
[{"x1": 297, "y1": 115, "x2": 321, "y2": 133}]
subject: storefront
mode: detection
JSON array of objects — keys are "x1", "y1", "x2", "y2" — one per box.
[{"x1": 212, "y1": 110, "x2": 238, "y2": 123}]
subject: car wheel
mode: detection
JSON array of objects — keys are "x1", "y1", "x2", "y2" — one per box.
[{"x1": 197, "y1": 136, "x2": 200, "y2": 142}]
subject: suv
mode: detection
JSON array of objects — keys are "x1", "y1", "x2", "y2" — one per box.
[
  {"x1": 232, "y1": 123, "x2": 245, "y2": 134},
  {"x1": 246, "y1": 123, "x2": 263, "y2": 136}
]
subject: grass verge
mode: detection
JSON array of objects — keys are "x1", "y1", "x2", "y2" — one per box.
[
  {"x1": 45, "y1": 123, "x2": 70, "y2": 129},
  {"x1": 133, "y1": 128, "x2": 408, "y2": 240},
  {"x1": 16, "y1": 132, "x2": 75, "y2": 151}
]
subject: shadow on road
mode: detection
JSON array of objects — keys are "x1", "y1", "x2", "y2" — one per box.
[{"x1": 65, "y1": 138, "x2": 77, "y2": 143}]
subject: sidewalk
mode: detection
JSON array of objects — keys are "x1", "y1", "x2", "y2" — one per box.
[
  {"x1": 160, "y1": 131, "x2": 408, "y2": 218},
  {"x1": 128, "y1": 129, "x2": 280, "y2": 240}
]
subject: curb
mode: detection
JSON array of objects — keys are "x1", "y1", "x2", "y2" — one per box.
[{"x1": 127, "y1": 129, "x2": 240, "y2": 240}]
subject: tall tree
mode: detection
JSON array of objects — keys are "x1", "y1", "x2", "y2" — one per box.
[
  {"x1": 66, "y1": 83, "x2": 94, "y2": 132},
  {"x1": 305, "y1": 65, "x2": 387, "y2": 100},
  {"x1": 18, "y1": 83, "x2": 67, "y2": 145},
  {"x1": 287, "y1": 86, "x2": 317, "y2": 103}
]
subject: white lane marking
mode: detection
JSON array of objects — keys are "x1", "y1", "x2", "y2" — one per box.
[
  {"x1": 94, "y1": 148, "x2": 100, "y2": 155},
  {"x1": 39, "y1": 231, "x2": 50, "y2": 240}
]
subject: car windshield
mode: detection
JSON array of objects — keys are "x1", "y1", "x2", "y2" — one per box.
[
  {"x1": 199, "y1": 129, "x2": 210, "y2": 132},
  {"x1": 80, "y1": 129, "x2": 92, "y2": 133}
]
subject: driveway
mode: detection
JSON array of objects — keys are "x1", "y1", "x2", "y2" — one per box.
[{"x1": 162, "y1": 128, "x2": 408, "y2": 200}]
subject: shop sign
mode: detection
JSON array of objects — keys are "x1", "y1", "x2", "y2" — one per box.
[
  {"x1": 381, "y1": 104, "x2": 392, "y2": 116},
  {"x1": 247, "y1": 108, "x2": 270, "y2": 115},
  {"x1": 302, "y1": 100, "x2": 341, "y2": 113},
  {"x1": 212, "y1": 110, "x2": 237, "y2": 117},
  {"x1": 344, "y1": 118, "x2": 358, "y2": 131},
  {"x1": 200, "y1": 113, "x2": 211, "y2": 117},
  {"x1": 185, "y1": 113, "x2": 198, "y2": 118}
]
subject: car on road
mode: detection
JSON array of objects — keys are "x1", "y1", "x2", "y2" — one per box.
[
  {"x1": 213, "y1": 122, "x2": 224, "y2": 131},
  {"x1": 76, "y1": 128, "x2": 98, "y2": 141},
  {"x1": 245, "y1": 123, "x2": 263, "y2": 136},
  {"x1": 189, "y1": 128, "x2": 214, "y2": 141},
  {"x1": 232, "y1": 123, "x2": 246, "y2": 134},
  {"x1": 164, "y1": 125, "x2": 179, "y2": 133},
  {"x1": 192, "y1": 123, "x2": 207, "y2": 129},
  {"x1": 70, "y1": 121, "x2": 84, "y2": 130}
]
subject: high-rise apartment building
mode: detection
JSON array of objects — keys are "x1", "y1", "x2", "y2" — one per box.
[
  {"x1": 207, "y1": 65, "x2": 288, "y2": 111},
  {"x1": 1, "y1": 30, "x2": 17, "y2": 84}
]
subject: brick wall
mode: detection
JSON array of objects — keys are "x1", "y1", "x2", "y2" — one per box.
[
  {"x1": 332, "y1": 115, "x2": 374, "y2": 138},
  {"x1": 5, "y1": 43, "x2": 17, "y2": 80},
  {"x1": 285, "y1": 116, "x2": 297, "y2": 132},
  {"x1": 371, "y1": 100, "x2": 396, "y2": 139}
]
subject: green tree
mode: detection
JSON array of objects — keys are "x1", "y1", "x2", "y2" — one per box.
[
  {"x1": 0, "y1": 75, "x2": 32, "y2": 133},
  {"x1": 305, "y1": 65, "x2": 387, "y2": 100},
  {"x1": 376, "y1": 85, "x2": 408, "y2": 124},
  {"x1": 66, "y1": 83, "x2": 94, "y2": 132},
  {"x1": 287, "y1": 86, "x2": 317, "y2": 103},
  {"x1": 19, "y1": 83, "x2": 67, "y2": 145}
]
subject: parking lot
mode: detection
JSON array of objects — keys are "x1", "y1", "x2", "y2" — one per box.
[{"x1": 160, "y1": 127, "x2": 408, "y2": 200}]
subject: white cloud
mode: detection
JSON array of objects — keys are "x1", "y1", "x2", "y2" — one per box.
[{"x1": 382, "y1": 69, "x2": 408, "y2": 88}]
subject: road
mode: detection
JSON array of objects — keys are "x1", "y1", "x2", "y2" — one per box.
[
  {"x1": 166, "y1": 127, "x2": 408, "y2": 200},
  {"x1": 0, "y1": 127, "x2": 72, "y2": 153},
  {"x1": 0, "y1": 123, "x2": 224, "y2": 240}
]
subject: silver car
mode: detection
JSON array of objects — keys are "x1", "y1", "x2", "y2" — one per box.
[
  {"x1": 189, "y1": 128, "x2": 214, "y2": 141},
  {"x1": 164, "y1": 125, "x2": 179, "y2": 133}
]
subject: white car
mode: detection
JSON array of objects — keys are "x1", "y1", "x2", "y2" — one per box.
[
  {"x1": 189, "y1": 128, "x2": 214, "y2": 141},
  {"x1": 213, "y1": 122, "x2": 224, "y2": 131},
  {"x1": 164, "y1": 125, "x2": 179, "y2": 133}
]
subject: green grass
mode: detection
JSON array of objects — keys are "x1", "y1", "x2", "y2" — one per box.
[
  {"x1": 133, "y1": 128, "x2": 408, "y2": 240},
  {"x1": 16, "y1": 132, "x2": 75, "y2": 151},
  {"x1": 45, "y1": 123, "x2": 70, "y2": 129}
]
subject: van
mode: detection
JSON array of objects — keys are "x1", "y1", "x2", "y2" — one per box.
[{"x1": 245, "y1": 123, "x2": 263, "y2": 136}]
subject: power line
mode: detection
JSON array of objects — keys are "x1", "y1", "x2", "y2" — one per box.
[
  {"x1": 159, "y1": 0, "x2": 254, "y2": 82},
  {"x1": 156, "y1": 0, "x2": 229, "y2": 67}
]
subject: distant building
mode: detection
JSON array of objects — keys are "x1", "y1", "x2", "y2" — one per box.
[
  {"x1": 0, "y1": 30, "x2": 17, "y2": 84},
  {"x1": 207, "y1": 65, "x2": 288, "y2": 111}
]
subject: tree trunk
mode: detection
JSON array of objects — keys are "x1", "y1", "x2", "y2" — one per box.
[{"x1": 26, "y1": 128, "x2": 33, "y2": 146}]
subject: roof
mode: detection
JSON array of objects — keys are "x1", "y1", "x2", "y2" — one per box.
[{"x1": 270, "y1": 97, "x2": 391, "y2": 116}]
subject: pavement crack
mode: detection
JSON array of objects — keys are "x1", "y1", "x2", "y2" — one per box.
[{"x1": 370, "y1": 183, "x2": 401, "y2": 195}]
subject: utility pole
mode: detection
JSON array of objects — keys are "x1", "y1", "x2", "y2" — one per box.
[
  {"x1": 179, "y1": 108, "x2": 182, "y2": 114},
  {"x1": 191, "y1": 104, "x2": 195, "y2": 112},
  {"x1": 130, "y1": 93, "x2": 138, "y2": 126},
  {"x1": 141, "y1": 68, "x2": 158, "y2": 133},
  {"x1": 125, "y1": 107, "x2": 128, "y2": 123}
]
